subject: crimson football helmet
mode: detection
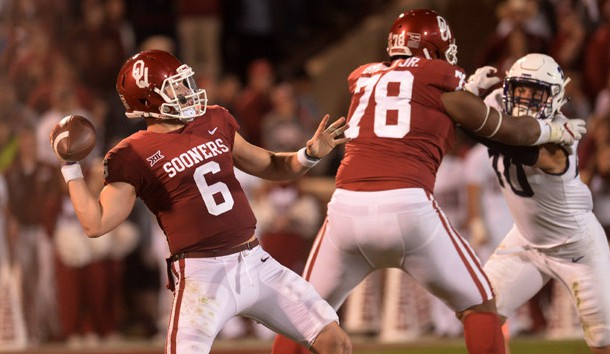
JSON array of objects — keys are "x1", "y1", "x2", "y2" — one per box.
[
  {"x1": 387, "y1": 9, "x2": 458, "y2": 65},
  {"x1": 503, "y1": 53, "x2": 570, "y2": 119},
  {"x1": 116, "y1": 50, "x2": 207, "y2": 122}
]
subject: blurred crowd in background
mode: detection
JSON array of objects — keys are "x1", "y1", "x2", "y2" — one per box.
[{"x1": 0, "y1": 0, "x2": 609, "y2": 350}]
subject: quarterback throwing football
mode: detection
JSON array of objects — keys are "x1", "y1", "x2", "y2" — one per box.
[{"x1": 51, "y1": 50, "x2": 352, "y2": 354}]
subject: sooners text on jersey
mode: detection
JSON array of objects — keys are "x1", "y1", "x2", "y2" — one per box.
[{"x1": 104, "y1": 106, "x2": 257, "y2": 254}]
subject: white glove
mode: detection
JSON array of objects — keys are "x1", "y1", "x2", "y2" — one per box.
[
  {"x1": 547, "y1": 114, "x2": 586, "y2": 145},
  {"x1": 464, "y1": 66, "x2": 501, "y2": 96}
]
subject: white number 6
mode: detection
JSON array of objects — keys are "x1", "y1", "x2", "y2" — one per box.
[{"x1": 193, "y1": 161, "x2": 234, "y2": 215}]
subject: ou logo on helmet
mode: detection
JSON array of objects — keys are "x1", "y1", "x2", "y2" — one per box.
[
  {"x1": 436, "y1": 16, "x2": 452, "y2": 42},
  {"x1": 132, "y1": 60, "x2": 150, "y2": 89}
]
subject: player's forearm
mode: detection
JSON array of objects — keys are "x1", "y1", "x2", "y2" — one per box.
[
  {"x1": 234, "y1": 139, "x2": 318, "y2": 180},
  {"x1": 66, "y1": 178, "x2": 106, "y2": 237},
  {"x1": 462, "y1": 105, "x2": 543, "y2": 146},
  {"x1": 491, "y1": 115, "x2": 545, "y2": 145},
  {"x1": 444, "y1": 92, "x2": 584, "y2": 146},
  {"x1": 259, "y1": 151, "x2": 312, "y2": 181}
]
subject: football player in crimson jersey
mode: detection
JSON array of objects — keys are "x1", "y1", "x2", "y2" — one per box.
[
  {"x1": 272, "y1": 9, "x2": 587, "y2": 354},
  {"x1": 50, "y1": 50, "x2": 353, "y2": 354},
  {"x1": 480, "y1": 54, "x2": 610, "y2": 354}
]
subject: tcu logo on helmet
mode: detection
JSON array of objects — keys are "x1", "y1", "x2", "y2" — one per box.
[
  {"x1": 436, "y1": 16, "x2": 451, "y2": 41},
  {"x1": 132, "y1": 60, "x2": 150, "y2": 89}
]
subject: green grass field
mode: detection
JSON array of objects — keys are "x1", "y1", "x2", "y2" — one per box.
[
  {"x1": 0, "y1": 335, "x2": 591, "y2": 354},
  {"x1": 354, "y1": 338, "x2": 590, "y2": 354}
]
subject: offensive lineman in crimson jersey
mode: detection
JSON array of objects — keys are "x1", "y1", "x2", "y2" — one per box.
[
  {"x1": 272, "y1": 9, "x2": 587, "y2": 354},
  {"x1": 51, "y1": 50, "x2": 353, "y2": 354},
  {"x1": 336, "y1": 56, "x2": 460, "y2": 192}
]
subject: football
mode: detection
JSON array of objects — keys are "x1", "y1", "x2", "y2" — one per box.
[{"x1": 50, "y1": 115, "x2": 97, "y2": 162}]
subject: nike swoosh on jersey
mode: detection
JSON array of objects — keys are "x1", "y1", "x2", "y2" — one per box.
[
  {"x1": 571, "y1": 256, "x2": 584, "y2": 263},
  {"x1": 208, "y1": 127, "x2": 218, "y2": 135},
  {"x1": 261, "y1": 256, "x2": 270, "y2": 262}
]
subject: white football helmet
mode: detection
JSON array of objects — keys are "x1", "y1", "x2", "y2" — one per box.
[{"x1": 503, "y1": 53, "x2": 570, "y2": 119}]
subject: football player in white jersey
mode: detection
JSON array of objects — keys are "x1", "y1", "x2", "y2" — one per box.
[{"x1": 481, "y1": 53, "x2": 610, "y2": 354}]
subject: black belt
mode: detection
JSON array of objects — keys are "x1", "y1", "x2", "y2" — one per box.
[
  {"x1": 165, "y1": 239, "x2": 260, "y2": 292},
  {"x1": 168, "y1": 238, "x2": 260, "y2": 263}
]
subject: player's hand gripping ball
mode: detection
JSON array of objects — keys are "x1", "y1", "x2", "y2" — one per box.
[{"x1": 50, "y1": 115, "x2": 97, "y2": 162}]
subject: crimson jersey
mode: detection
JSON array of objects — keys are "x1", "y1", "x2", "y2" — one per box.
[
  {"x1": 336, "y1": 57, "x2": 466, "y2": 193},
  {"x1": 104, "y1": 106, "x2": 256, "y2": 255}
]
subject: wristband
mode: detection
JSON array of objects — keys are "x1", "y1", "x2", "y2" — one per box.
[
  {"x1": 61, "y1": 162, "x2": 84, "y2": 183},
  {"x1": 464, "y1": 82, "x2": 480, "y2": 97},
  {"x1": 531, "y1": 119, "x2": 552, "y2": 145},
  {"x1": 297, "y1": 147, "x2": 320, "y2": 168}
]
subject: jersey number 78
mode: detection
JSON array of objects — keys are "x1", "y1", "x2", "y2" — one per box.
[
  {"x1": 344, "y1": 71, "x2": 413, "y2": 139},
  {"x1": 344, "y1": 69, "x2": 465, "y2": 139}
]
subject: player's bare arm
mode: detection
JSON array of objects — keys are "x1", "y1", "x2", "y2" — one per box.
[
  {"x1": 441, "y1": 90, "x2": 586, "y2": 146},
  {"x1": 65, "y1": 179, "x2": 136, "y2": 237},
  {"x1": 442, "y1": 91, "x2": 541, "y2": 144},
  {"x1": 232, "y1": 114, "x2": 350, "y2": 180},
  {"x1": 50, "y1": 114, "x2": 137, "y2": 238}
]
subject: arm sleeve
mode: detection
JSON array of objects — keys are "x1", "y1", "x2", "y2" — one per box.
[
  {"x1": 103, "y1": 143, "x2": 142, "y2": 193},
  {"x1": 222, "y1": 107, "x2": 239, "y2": 149},
  {"x1": 428, "y1": 60, "x2": 466, "y2": 92}
]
